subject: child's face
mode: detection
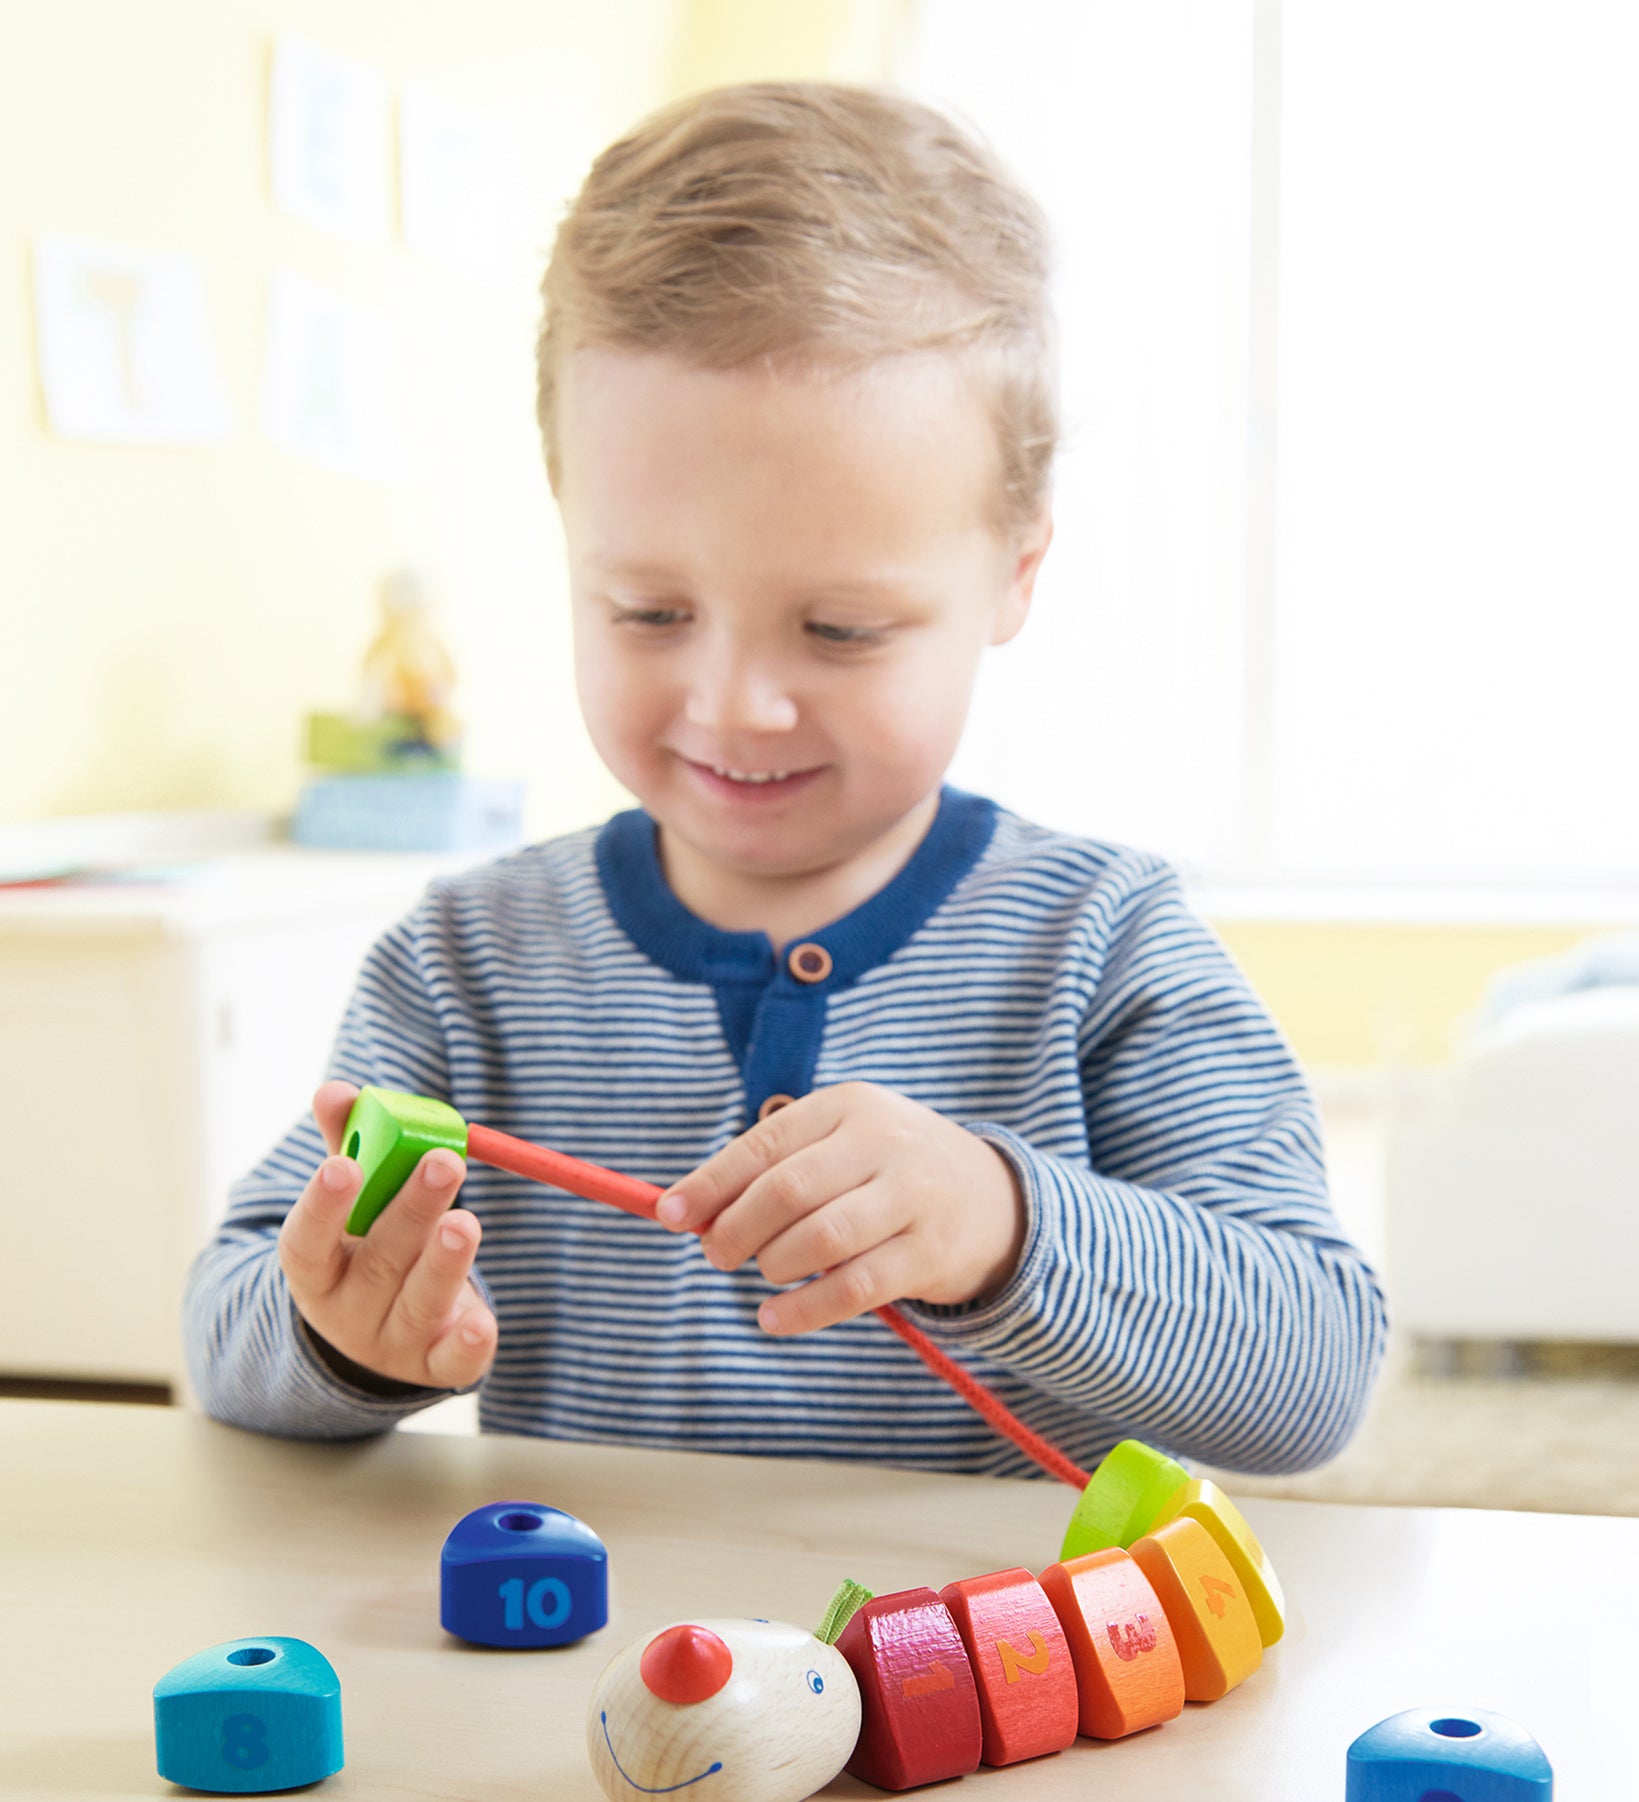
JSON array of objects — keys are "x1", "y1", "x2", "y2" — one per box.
[{"x1": 556, "y1": 346, "x2": 1050, "y2": 914}]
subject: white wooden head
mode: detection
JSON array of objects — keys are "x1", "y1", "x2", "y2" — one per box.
[{"x1": 587, "y1": 1617, "x2": 861, "y2": 1802}]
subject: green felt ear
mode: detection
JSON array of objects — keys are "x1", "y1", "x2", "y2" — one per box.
[
  {"x1": 815, "y1": 1579, "x2": 874, "y2": 1645},
  {"x1": 340, "y1": 1086, "x2": 469, "y2": 1236}
]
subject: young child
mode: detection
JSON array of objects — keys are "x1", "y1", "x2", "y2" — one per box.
[{"x1": 186, "y1": 81, "x2": 1386, "y2": 1477}]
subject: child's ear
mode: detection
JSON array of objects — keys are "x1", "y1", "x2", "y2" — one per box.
[{"x1": 992, "y1": 503, "x2": 1054, "y2": 646}]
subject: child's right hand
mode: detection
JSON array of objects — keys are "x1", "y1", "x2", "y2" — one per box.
[{"x1": 277, "y1": 1080, "x2": 498, "y2": 1390}]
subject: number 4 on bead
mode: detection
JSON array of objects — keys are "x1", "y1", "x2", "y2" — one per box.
[
  {"x1": 1201, "y1": 1575, "x2": 1236, "y2": 1618},
  {"x1": 499, "y1": 1576, "x2": 571, "y2": 1631}
]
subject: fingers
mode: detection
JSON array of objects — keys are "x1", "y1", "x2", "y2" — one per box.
[
  {"x1": 381, "y1": 1205, "x2": 485, "y2": 1364},
  {"x1": 278, "y1": 1155, "x2": 362, "y2": 1305},
  {"x1": 702, "y1": 1131, "x2": 886, "y2": 1275},
  {"x1": 285, "y1": 1145, "x2": 496, "y2": 1387},
  {"x1": 656, "y1": 1088, "x2": 843, "y2": 1235},
  {"x1": 751, "y1": 1177, "x2": 901, "y2": 1288},
  {"x1": 423, "y1": 1288, "x2": 499, "y2": 1389},
  {"x1": 312, "y1": 1081, "x2": 360, "y2": 1157},
  {"x1": 345, "y1": 1149, "x2": 469, "y2": 1328},
  {"x1": 758, "y1": 1237, "x2": 917, "y2": 1337}
]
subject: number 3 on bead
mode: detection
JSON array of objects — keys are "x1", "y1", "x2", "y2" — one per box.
[
  {"x1": 221, "y1": 1712, "x2": 269, "y2": 1769},
  {"x1": 499, "y1": 1576, "x2": 571, "y2": 1630}
]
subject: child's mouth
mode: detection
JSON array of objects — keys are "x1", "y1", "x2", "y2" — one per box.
[{"x1": 685, "y1": 760, "x2": 824, "y2": 800}]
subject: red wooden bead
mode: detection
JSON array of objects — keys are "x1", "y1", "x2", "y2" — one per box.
[
  {"x1": 836, "y1": 1587, "x2": 983, "y2": 1791},
  {"x1": 939, "y1": 1566, "x2": 1079, "y2": 1767}
]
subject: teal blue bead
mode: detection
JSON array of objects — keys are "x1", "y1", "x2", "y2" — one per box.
[
  {"x1": 154, "y1": 1636, "x2": 343, "y2": 1793},
  {"x1": 1347, "y1": 1707, "x2": 1552, "y2": 1799},
  {"x1": 441, "y1": 1500, "x2": 608, "y2": 1647}
]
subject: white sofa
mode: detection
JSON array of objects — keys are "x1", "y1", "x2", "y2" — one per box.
[{"x1": 1385, "y1": 983, "x2": 1639, "y2": 1345}]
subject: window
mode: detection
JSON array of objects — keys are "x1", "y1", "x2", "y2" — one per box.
[{"x1": 906, "y1": 1, "x2": 1639, "y2": 888}]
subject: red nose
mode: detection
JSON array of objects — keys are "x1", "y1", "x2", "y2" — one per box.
[{"x1": 639, "y1": 1624, "x2": 734, "y2": 1705}]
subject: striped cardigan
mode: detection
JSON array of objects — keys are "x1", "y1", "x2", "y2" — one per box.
[{"x1": 184, "y1": 787, "x2": 1386, "y2": 1478}]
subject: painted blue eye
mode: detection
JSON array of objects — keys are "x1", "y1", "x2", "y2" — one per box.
[{"x1": 806, "y1": 1668, "x2": 824, "y2": 1694}]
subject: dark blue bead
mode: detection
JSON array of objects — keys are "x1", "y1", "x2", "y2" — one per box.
[{"x1": 441, "y1": 1500, "x2": 608, "y2": 1648}]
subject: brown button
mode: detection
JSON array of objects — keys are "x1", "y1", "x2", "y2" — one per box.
[
  {"x1": 758, "y1": 1093, "x2": 796, "y2": 1120},
  {"x1": 787, "y1": 942, "x2": 833, "y2": 983}
]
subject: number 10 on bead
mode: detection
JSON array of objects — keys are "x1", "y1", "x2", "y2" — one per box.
[{"x1": 500, "y1": 1576, "x2": 571, "y2": 1631}]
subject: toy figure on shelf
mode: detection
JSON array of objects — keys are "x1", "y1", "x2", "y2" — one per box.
[
  {"x1": 305, "y1": 569, "x2": 462, "y2": 777},
  {"x1": 293, "y1": 572, "x2": 523, "y2": 853},
  {"x1": 358, "y1": 568, "x2": 462, "y2": 767}
]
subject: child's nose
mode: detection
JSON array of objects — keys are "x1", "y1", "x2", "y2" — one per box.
[{"x1": 683, "y1": 647, "x2": 799, "y2": 735}]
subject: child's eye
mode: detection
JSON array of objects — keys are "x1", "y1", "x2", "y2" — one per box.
[
  {"x1": 612, "y1": 606, "x2": 688, "y2": 628},
  {"x1": 806, "y1": 621, "x2": 884, "y2": 647}
]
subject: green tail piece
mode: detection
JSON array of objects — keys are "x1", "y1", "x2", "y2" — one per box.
[{"x1": 815, "y1": 1578, "x2": 874, "y2": 1645}]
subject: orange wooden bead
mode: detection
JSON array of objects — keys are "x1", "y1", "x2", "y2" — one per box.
[
  {"x1": 1037, "y1": 1547, "x2": 1185, "y2": 1739},
  {"x1": 939, "y1": 1567, "x2": 1079, "y2": 1767},
  {"x1": 1129, "y1": 1515, "x2": 1263, "y2": 1701},
  {"x1": 835, "y1": 1587, "x2": 983, "y2": 1791}
]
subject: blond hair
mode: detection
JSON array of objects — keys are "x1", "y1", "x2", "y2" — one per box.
[{"x1": 536, "y1": 81, "x2": 1057, "y2": 537}]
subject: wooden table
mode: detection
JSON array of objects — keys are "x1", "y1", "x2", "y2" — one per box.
[{"x1": 1, "y1": 1400, "x2": 1629, "y2": 1798}]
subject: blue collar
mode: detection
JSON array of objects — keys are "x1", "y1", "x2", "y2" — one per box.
[{"x1": 594, "y1": 785, "x2": 998, "y2": 990}]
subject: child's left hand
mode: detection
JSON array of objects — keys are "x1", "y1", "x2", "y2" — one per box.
[{"x1": 654, "y1": 1082, "x2": 1027, "y2": 1336}]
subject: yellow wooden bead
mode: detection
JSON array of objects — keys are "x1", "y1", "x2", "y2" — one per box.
[{"x1": 1151, "y1": 1478, "x2": 1286, "y2": 1648}]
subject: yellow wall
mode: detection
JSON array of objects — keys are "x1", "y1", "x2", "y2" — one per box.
[
  {"x1": 0, "y1": 1, "x2": 907, "y2": 840},
  {"x1": 1207, "y1": 918, "x2": 1606, "y2": 1072},
  {"x1": 670, "y1": 0, "x2": 914, "y2": 93},
  {"x1": 1, "y1": 0, "x2": 714, "y2": 838}
]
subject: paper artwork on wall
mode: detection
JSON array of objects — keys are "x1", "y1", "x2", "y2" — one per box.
[
  {"x1": 269, "y1": 34, "x2": 391, "y2": 242},
  {"x1": 32, "y1": 236, "x2": 235, "y2": 445},
  {"x1": 262, "y1": 269, "x2": 403, "y2": 481},
  {"x1": 399, "y1": 85, "x2": 530, "y2": 272}
]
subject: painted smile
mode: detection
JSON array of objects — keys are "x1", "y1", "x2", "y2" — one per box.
[{"x1": 600, "y1": 1711, "x2": 723, "y2": 1793}]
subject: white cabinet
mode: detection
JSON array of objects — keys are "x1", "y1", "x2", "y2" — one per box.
[{"x1": 0, "y1": 840, "x2": 499, "y2": 1390}]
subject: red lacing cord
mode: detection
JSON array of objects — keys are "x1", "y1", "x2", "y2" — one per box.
[{"x1": 465, "y1": 1122, "x2": 1090, "y2": 1490}]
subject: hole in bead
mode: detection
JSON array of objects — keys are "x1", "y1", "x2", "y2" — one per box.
[
  {"x1": 1429, "y1": 1719, "x2": 1482, "y2": 1739},
  {"x1": 345, "y1": 1132, "x2": 360, "y2": 1158},
  {"x1": 227, "y1": 1647, "x2": 276, "y2": 1666},
  {"x1": 498, "y1": 1511, "x2": 543, "y2": 1532}
]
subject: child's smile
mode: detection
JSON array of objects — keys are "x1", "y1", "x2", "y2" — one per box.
[{"x1": 683, "y1": 760, "x2": 827, "y2": 802}]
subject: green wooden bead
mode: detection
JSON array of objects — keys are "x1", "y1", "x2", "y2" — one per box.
[
  {"x1": 340, "y1": 1086, "x2": 469, "y2": 1236},
  {"x1": 1059, "y1": 1439, "x2": 1190, "y2": 1561}
]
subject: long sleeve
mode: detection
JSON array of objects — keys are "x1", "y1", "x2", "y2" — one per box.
[
  {"x1": 904, "y1": 860, "x2": 1388, "y2": 1476},
  {"x1": 182, "y1": 894, "x2": 488, "y2": 1439}
]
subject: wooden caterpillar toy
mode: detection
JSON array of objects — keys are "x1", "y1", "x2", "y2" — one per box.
[{"x1": 586, "y1": 1439, "x2": 1287, "y2": 1802}]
